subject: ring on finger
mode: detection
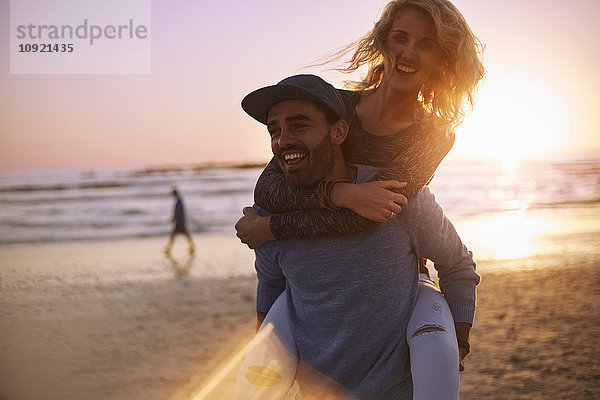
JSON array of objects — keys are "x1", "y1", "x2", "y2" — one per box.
[{"x1": 388, "y1": 210, "x2": 395, "y2": 218}]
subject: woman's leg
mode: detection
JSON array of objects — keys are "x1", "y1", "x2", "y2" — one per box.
[
  {"x1": 407, "y1": 273, "x2": 460, "y2": 400},
  {"x1": 235, "y1": 292, "x2": 299, "y2": 400}
]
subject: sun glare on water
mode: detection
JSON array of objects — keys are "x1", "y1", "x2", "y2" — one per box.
[
  {"x1": 459, "y1": 210, "x2": 554, "y2": 260},
  {"x1": 454, "y1": 70, "x2": 571, "y2": 166}
]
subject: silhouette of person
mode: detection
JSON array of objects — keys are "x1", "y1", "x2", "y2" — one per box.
[{"x1": 164, "y1": 188, "x2": 195, "y2": 255}]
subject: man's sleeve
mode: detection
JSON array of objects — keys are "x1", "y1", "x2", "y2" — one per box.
[
  {"x1": 254, "y1": 246, "x2": 286, "y2": 314},
  {"x1": 412, "y1": 187, "x2": 481, "y2": 324}
]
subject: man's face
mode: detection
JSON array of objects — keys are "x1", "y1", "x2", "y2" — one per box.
[{"x1": 267, "y1": 100, "x2": 336, "y2": 187}]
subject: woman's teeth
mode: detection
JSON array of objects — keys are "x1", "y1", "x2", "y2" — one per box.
[{"x1": 397, "y1": 64, "x2": 416, "y2": 73}]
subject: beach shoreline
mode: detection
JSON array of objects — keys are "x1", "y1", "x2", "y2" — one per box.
[{"x1": 1, "y1": 204, "x2": 599, "y2": 399}]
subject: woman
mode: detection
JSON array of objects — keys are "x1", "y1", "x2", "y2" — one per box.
[{"x1": 235, "y1": 0, "x2": 484, "y2": 398}]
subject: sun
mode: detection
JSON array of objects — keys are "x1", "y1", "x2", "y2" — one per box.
[{"x1": 453, "y1": 70, "x2": 571, "y2": 166}]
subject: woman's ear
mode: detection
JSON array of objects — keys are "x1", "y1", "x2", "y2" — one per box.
[{"x1": 331, "y1": 119, "x2": 349, "y2": 145}]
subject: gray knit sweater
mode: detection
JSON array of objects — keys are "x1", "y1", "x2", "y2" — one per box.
[
  {"x1": 254, "y1": 166, "x2": 479, "y2": 400},
  {"x1": 254, "y1": 89, "x2": 455, "y2": 240}
]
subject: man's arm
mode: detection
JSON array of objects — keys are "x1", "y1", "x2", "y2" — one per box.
[
  {"x1": 253, "y1": 224, "x2": 286, "y2": 332},
  {"x1": 412, "y1": 188, "x2": 480, "y2": 360},
  {"x1": 256, "y1": 312, "x2": 267, "y2": 333}
]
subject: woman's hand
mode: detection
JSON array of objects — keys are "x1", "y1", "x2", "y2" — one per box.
[
  {"x1": 330, "y1": 180, "x2": 408, "y2": 222},
  {"x1": 235, "y1": 207, "x2": 275, "y2": 249}
]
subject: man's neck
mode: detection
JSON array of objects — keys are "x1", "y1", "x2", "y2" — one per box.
[{"x1": 325, "y1": 163, "x2": 357, "y2": 183}]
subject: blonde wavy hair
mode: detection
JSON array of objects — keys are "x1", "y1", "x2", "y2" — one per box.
[{"x1": 336, "y1": 0, "x2": 485, "y2": 128}]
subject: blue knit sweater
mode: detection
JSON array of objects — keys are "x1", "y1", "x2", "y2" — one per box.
[{"x1": 254, "y1": 166, "x2": 480, "y2": 399}]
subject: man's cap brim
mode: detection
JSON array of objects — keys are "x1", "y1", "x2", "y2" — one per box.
[{"x1": 242, "y1": 85, "x2": 333, "y2": 125}]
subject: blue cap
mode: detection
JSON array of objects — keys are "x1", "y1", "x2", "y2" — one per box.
[{"x1": 242, "y1": 74, "x2": 345, "y2": 125}]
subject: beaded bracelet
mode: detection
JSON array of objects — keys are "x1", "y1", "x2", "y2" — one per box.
[{"x1": 318, "y1": 179, "x2": 348, "y2": 210}]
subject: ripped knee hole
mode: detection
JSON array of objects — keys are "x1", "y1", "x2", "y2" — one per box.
[{"x1": 412, "y1": 324, "x2": 446, "y2": 338}]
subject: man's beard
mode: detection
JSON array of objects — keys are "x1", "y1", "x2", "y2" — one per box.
[{"x1": 280, "y1": 134, "x2": 335, "y2": 187}]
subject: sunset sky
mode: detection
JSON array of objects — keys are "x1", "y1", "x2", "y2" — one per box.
[{"x1": 1, "y1": 0, "x2": 599, "y2": 170}]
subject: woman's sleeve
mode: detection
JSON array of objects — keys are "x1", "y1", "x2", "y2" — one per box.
[
  {"x1": 254, "y1": 129, "x2": 454, "y2": 240},
  {"x1": 270, "y1": 209, "x2": 379, "y2": 240},
  {"x1": 254, "y1": 158, "x2": 321, "y2": 213},
  {"x1": 254, "y1": 159, "x2": 379, "y2": 240},
  {"x1": 372, "y1": 128, "x2": 455, "y2": 198}
]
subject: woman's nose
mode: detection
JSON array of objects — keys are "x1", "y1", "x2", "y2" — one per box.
[{"x1": 399, "y1": 44, "x2": 417, "y2": 60}]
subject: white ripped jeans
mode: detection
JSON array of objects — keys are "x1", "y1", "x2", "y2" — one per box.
[{"x1": 235, "y1": 273, "x2": 459, "y2": 400}]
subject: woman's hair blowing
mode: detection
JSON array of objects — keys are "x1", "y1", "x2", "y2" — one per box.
[{"x1": 338, "y1": 0, "x2": 485, "y2": 128}]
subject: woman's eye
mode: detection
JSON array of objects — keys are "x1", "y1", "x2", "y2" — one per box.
[
  {"x1": 420, "y1": 40, "x2": 435, "y2": 50},
  {"x1": 393, "y1": 35, "x2": 408, "y2": 44}
]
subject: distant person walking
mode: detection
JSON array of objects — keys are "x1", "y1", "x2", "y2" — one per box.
[{"x1": 165, "y1": 188, "x2": 195, "y2": 255}]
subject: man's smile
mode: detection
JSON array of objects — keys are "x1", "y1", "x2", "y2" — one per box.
[{"x1": 281, "y1": 151, "x2": 307, "y2": 170}]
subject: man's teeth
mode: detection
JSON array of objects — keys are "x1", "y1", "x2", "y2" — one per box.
[
  {"x1": 284, "y1": 153, "x2": 305, "y2": 161},
  {"x1": 397, "y1": 64, "x2": 416, "y2": 73}
]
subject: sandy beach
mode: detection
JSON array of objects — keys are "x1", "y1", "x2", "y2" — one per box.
[{"x1": 1, "y1": 205, "x2": 599, "y2": 400}]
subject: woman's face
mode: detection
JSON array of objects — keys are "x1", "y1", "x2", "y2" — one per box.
[{"x1": 382, "y1": 7, "x2": 443, "y2": 96}]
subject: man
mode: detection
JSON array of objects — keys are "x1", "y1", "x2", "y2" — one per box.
[
  {"x1": 164, "y1": 188, "x2": 195, "y2": 255},
  {"x1": 237, "y1": 75, "x2": 479, "y2": 399}
]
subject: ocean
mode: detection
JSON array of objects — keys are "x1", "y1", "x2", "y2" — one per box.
[{"x1": 1, "y1": 155, "x2": 599, "y2": 245}]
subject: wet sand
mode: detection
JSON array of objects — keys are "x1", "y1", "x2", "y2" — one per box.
[
  {"x1": 1, "y1": 206, "x2": 599, "y2": 399},
  {"x1": 0, "y1": 236, "x2": 257, "y2": 400}
]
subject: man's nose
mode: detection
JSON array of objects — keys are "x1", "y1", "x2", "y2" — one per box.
[{"x1": 277, "y1": 128, "x2": 294, "y2": 148}]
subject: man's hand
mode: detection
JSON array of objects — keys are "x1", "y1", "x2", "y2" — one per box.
[
  {"x1": 458, "y1": 345, "x2": 469, "y2": 371},
  {"x1": 235, "y1": 207, "x2": 275, "y2": 249},
  {"x1": 330, "y1": 180, "x2": 408, "y2": 222},
  {"x1": 455, "y1": 322, "x2": 471, "y2": 371}
]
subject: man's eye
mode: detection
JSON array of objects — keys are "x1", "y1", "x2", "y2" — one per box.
[
  {"x1": 269, "y1": 128, "x2": 281, "y2": 137},
  {"x1": 293, "y1": 124, "x2": 309, "y2": 130}
]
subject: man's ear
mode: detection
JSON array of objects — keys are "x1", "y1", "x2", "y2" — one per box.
[{"x1": 331, "y1": 119, "x2": 349, "y2": 145}]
